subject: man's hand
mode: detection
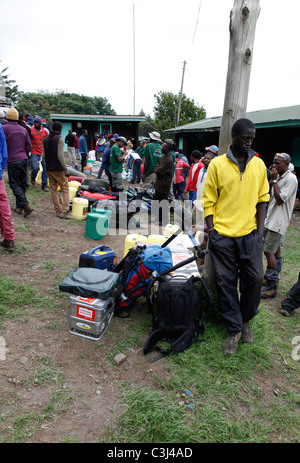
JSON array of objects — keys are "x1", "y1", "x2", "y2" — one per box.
[{"x1": 270, "y1": 166, "x2": 278, "y2": 181}]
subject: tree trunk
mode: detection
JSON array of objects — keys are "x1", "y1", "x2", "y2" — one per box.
[{"x1": 218, "y1": 0, "x2": 261, "y2": 155}]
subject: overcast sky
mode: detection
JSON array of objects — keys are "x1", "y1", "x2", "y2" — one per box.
[{"x1": 1, "y1": 0, "x2": 299, "y2": 119}]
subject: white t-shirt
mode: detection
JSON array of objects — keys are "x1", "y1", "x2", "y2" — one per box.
[{"x1": 264, "y1": 170, "x2": 298, "y2": 235}]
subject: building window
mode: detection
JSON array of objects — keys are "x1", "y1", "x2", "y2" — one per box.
[{"x1": 100, "y1": 124, "x2": 112, "y2": 135}]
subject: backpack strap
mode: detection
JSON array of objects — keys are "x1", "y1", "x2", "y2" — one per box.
[{"x1": 191, "y1": 275, "x2": 211, "y2": 333}]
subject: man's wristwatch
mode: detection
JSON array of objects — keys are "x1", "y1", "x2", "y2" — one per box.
[{"x1": 271, "y1": 179, "x2": 278, "y2": 184}]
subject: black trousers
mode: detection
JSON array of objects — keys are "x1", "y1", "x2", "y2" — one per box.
[
  {"x1": 281, "y1": 272, "x2": 300, "y2": 313},
  {"x1": 7, "y1": 159, "x2": 29, "y2": 209},
  {"x1": 154, "y1": 191, "x2": 169, "y2": 225},
  {"x1": 208, "y1": 230, "x2": 264, "y2": 335}
]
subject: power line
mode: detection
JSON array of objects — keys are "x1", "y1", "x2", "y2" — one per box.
[{"x1": 192, "y1": 0, "x2": 203, "y2": 45}]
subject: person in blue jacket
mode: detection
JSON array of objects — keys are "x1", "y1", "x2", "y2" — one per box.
[{"x1": 79, "y1": 130, "x2": 88, "y2": 172}]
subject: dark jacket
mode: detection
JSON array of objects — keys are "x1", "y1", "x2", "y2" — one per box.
[
  {"x1": 154, "y1": 152, "x2": 173, "y2": 194},
  {"x1": 65, "y1": 133, "x2": 76, "y2": 147},
  {"x1": 43, "y1": 132, "x2": 64, "y2": 171}
]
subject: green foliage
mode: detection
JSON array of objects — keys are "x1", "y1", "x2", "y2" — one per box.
[
  {"x1": 138, "y1": 109, "x2": 157, "y2": 138},
  {"x1": 0, "y1": 63, "x2": 21, "y2": 103},
  {"x1": 16, "y1": 90, "x2": 116, "y2": 124},
  {"x1": 153, "y1": 90, "x2": 206, "y2": 139}
]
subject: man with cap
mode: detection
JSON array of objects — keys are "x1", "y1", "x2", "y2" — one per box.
[
  {"x1": 136, "y1": 131, "x2": 162, "y2": 199},
  {"x1": 110, "y1": 136, "x2": 127, "y2": 192},
  {"x1": 30, "y1": 116, "x2": 49, "y2": 191},
  {"x1": 261, "y1": 152, "x2": 298, "y2": 299},
  {"x1": 2, "y1": 108, "x2": 34, "y2": 217},
  {"x1": 205, "y1": 145, "x2": 218, "y2": 156},
  {"x1": 0, "y1": 123, "x2": 15, "y2": 251}
]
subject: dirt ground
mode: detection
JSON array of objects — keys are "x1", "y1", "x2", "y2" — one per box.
[
  {"x1": 0, "y1": 172, "x2": 299, "y2": 443},
  {"x1": 0, "y1": 176, "x2": 173, "y2": 443}
]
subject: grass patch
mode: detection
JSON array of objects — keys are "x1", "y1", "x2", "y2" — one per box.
[{"x1": 100, "y1": 221, "x2": 300, "y2": 443}]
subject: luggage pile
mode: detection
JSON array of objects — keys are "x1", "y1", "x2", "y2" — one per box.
[
  {"x1": 59, "y1": 245, "x2": 119, "y2": 341},
  {"x1": 59, "y1": 226, "x2": 211, "y2": 358}
]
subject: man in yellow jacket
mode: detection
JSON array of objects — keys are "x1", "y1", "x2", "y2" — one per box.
[{"x1": 202, "y1": 118, "x2": 270, "y2": 355}]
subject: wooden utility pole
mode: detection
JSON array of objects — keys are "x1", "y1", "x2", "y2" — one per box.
[
  {"x1": 218, "y1": 0, "x2": 261, "y2": 155},
  {"x1": 176, "y1": 61, "x2": 187, "y2": 127}
]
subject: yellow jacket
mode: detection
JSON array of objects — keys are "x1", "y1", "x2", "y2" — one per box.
[{"x1": 202, "y1": 148, "x2": 270, "y2": 238}]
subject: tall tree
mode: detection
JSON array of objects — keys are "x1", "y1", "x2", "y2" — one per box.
[
  {"x1": 0, "y1": 63, "x2": 21, "y2": 103},
  {"x1": 154, "y1": 91, "x2": 206, "y2": 139},
  {"x1": 138, "y1": 109, "x2": 156, "y2": 138},
  {"x1": 16, "y1": 90, "x2": 116, "y2": 122}
]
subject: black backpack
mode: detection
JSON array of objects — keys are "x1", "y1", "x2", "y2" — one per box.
[{"x1": 143, "y1": 274, "x2": 211, "y2": 360}]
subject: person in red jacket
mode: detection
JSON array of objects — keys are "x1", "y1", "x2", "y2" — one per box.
[
  {"x1": 173, "y1": 153, "x2": 190, "y2": 201},
  {"x1": 183, "y1": 150, "x2": 204, "y2": 209}
]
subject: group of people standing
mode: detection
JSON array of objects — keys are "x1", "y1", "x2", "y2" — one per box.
[
  {"x1": 0, "y1": 112, "x2": 299, "y2": 349},
  {"x1": 96, "y1": 130, "x2": 218, "y2": 218},
  {"x1": 0, "y1": 109, "x2": 77, "y2": 253}
]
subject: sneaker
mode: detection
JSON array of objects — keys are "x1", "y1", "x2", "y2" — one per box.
[
  {"x1": 1, "y1": 239, "x2": 14, "y2": 252},
  {"x1": 23, "y1": 204, "x2": 34, "y2": 218},
  {"x1": 241, "y1": 321, "x2": 253, "y2": 344},
  {"x1": 42, "y1": 187, "x2": 49, "y2": 192},
  {"x1": 261, "y1": 287, "x2": 277, "y2": 299},
  {"x1": 31, "y1": 179, "x2": 36, "y2": 185},
  {"x1": 222, "y1": 332, "x2": 241, "y2": 355}
]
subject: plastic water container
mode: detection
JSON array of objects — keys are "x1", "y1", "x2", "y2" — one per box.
[
  {"x1": 36, "y1": 163, "x2": 49, "y2": 187},
  {"x1": 71, "y1": 197, "x2": 89, "y2": 220},
  {"x1": 69, "y1": 186, "x2": 77, "y2": 200},
  {"x1": 147, "y1": 235, "x2": 168, "y2": 245},
  {"x1": 88, "y1": 150, "x2": 96, "y2": 161},
  {"x1": 123, "y1": 234, "x2": 148, "y2": 256},
  {"x1": 69, "y1": 180, "x2": 81, "y2": 190},
  {"x1": 164, "y1": 223, "x2": 181, "y2": 236},
  {"x1": 85, "y1": 211, "x2": 111, "y2": 240}
]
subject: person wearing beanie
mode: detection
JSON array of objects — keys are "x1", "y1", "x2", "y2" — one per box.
[
  {"x1": 30, "y1": 116, "x2": 49, "y2": 191},
  {"x1": 0, "y1": 123, "x2": 15, "y2": 251},
  {"x1": 3, "y1": 108, "x2": 34, "y2": 217}
]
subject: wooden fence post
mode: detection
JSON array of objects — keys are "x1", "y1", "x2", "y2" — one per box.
[{"x1": 218, "y1": 0, "x2": 261, "y2": 155}]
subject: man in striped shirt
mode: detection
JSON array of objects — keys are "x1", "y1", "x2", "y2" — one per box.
[{"x1": 30, "y1": 116, "x2": 49, "y2": 191}]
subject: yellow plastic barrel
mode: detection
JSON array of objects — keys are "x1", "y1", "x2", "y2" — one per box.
[
  {"x1": 123, "y1": 234, "x2": 148, "y2": 256},
  {"x1": 71, "y1": 198, "x2": 89, "y2": 220},
  {"x1": 164, "y1": 223, "x2": 181, "y2": 236},
  {"x1": 68, "y1": 181, "x2": 81, "y2": 190},
  {"x1": 68, "y1": 187, "x2": 77, "y2": 201},
  {"x1": 147, "y1": 235, "x2": 168, "y2": 245}
]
